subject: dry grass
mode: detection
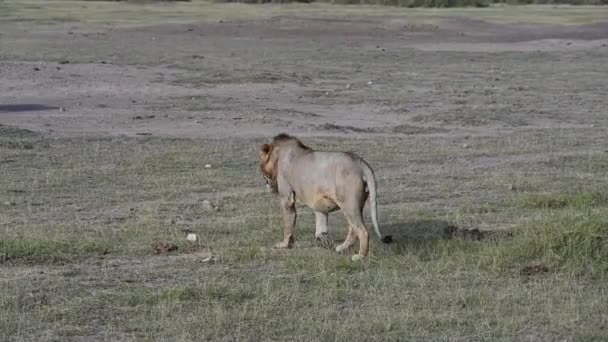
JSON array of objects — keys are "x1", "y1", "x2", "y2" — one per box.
[
  {"x1": 1, "y1": 130, "x2": 607, "y2": 341},
  {"x1": 1, "y1": 1, "x2": 608, "y2": 340}
]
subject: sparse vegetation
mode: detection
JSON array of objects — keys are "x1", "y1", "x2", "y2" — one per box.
[
  {"x1": 516, "y1": 191, "x2": 608, "y2": 209},
  {"x1": 1, "y1": 1, "x2": 608, "y2": 340},
  {"x1": 2, "y1": 132, "x2": 607, "y2": 340}
]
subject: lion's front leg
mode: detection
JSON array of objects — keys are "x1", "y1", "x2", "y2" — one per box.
[{"x1": 275, "y1": 191, "x2": 296, "y2": 249}]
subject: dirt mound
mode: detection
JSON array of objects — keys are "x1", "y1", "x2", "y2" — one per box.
[
  {"x1": 522, "y1": 262, "x2": 549, "y2": 276},
  {"x1": 152, "y1": 241, "x2": 178, "y2": 255}
]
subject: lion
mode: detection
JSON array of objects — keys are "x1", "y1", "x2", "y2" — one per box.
[{"x1": 258, "y1": 133, "x2": 392, "y2": 261}]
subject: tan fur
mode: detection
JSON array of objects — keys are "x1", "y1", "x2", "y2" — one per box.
[{"x1": 258, "y1": 133, "x2": 391, "y2": 261}]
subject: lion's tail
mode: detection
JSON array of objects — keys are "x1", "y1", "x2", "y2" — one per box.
[{"x1": 360, "y1": 160, "x2": 392, "y2": 244}]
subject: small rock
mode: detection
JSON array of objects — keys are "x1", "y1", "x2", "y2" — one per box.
[
  {"x1": 3, "y1": 201, "x2": 14, "y2": 206},
  {"x1": 59, "y1": 107, "x2": 65, "y2": 112},
  {"x1": 204, "y1": 164, "x2": 212, "y2": 169},
  {"x1": 133, "y1": 115, "x2": 154, "y2": 120},
  {"x1": 59, "y1": 60, "x2": 70, "y2": 65},
  {"x1": 201, "y1": 256, "x2": 217, "y2": 263},
  {"x1": 462, "y1": 143, "x2": 469, "y2": 148},
  {"x1": 202, "y1": 200, "x2": 214, "y2": 211},
  {"x1": 186, "y1": 233, "x2": 198, "y2": 242},
  {"x1": 34, "y1": 67, "x2": 40, "y2": 71},
  {"x1": 508, "y1": 184, "x2": 516, "y2": 191},
  {"x1": 367, "y1": 81, "x2": 373, "y2": 85},
  {"x1": 345, "y1": 84, "x2": 351, "y2": 89}
]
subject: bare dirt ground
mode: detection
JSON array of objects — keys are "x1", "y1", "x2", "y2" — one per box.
[{"x1": 2, "y1": 15, "x2": 607, "y2": 139}]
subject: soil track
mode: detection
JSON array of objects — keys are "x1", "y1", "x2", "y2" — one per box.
[{"x1": 1, "y1": 15, "x2": 607, "y2": 138}]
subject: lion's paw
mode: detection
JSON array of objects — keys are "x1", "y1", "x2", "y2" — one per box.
[{"x1": 274, "y1": 241, "x2": 292, "y2": 249}]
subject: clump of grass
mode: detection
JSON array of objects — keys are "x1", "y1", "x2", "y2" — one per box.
[
  {"x1": 516, "y1": 191, "x2": 608, "y2": 210},
  {"x1": 160, "y1": 286, "x2": 204, "y2": 302},
  {"x1": 491, "y1": 210, "x2": 608, "y2": 277}
]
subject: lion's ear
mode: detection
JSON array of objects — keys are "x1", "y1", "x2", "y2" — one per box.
[{"x1": 259, "y1": 143, "x2": 272, "y2": 158}]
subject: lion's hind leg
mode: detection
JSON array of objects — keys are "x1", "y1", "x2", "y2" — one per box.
[
  {"x1": 340, "y1": 206, "x2": 369, "y2": 261},
  {"x1": 314, "y1": 212, "x2": 333, "y2": 248},
  {"x1": 335, "y1": 224, "x2": 356, "y2": 253},
  {"x1": 314, "y1": 212, "x2": 329, "y2": 240}
]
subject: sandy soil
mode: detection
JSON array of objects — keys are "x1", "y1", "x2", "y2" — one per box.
[{"x1": 1, "y1": 15, "x2": 607, "y2": 139}]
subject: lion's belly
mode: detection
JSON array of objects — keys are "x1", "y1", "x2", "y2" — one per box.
[{"x1": 305, "y1": 194, "x2": 340, "y2": 214}]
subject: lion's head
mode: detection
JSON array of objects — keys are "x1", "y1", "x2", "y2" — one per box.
[
  {"x1": 259, "y1": 134, "x2": 311, "y2": 193},
  {"x1": 258, "y1": 143, "x2": 278, "y2": 193}
]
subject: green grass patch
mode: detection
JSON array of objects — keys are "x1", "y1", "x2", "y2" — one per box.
[
  {"x1": 491, "y1": 210, "x2": 608, "y2": 277},
  {"x1": 516, "y1": 191, "x2": 608, "y2": 209},
  {"x1": 2, "y1": 134, "x2": 608, "y2": 340}
]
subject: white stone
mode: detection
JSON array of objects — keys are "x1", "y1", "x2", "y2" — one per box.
[
  {"x1": 202, "y1": 200, "x2": 214, "y2": 210},
  {"x1": 186, "y1": 233, "x2": 198, "y2": 242},
  {"x1": 201, "y1": 256, "x2": 217, "y2": 263}
]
